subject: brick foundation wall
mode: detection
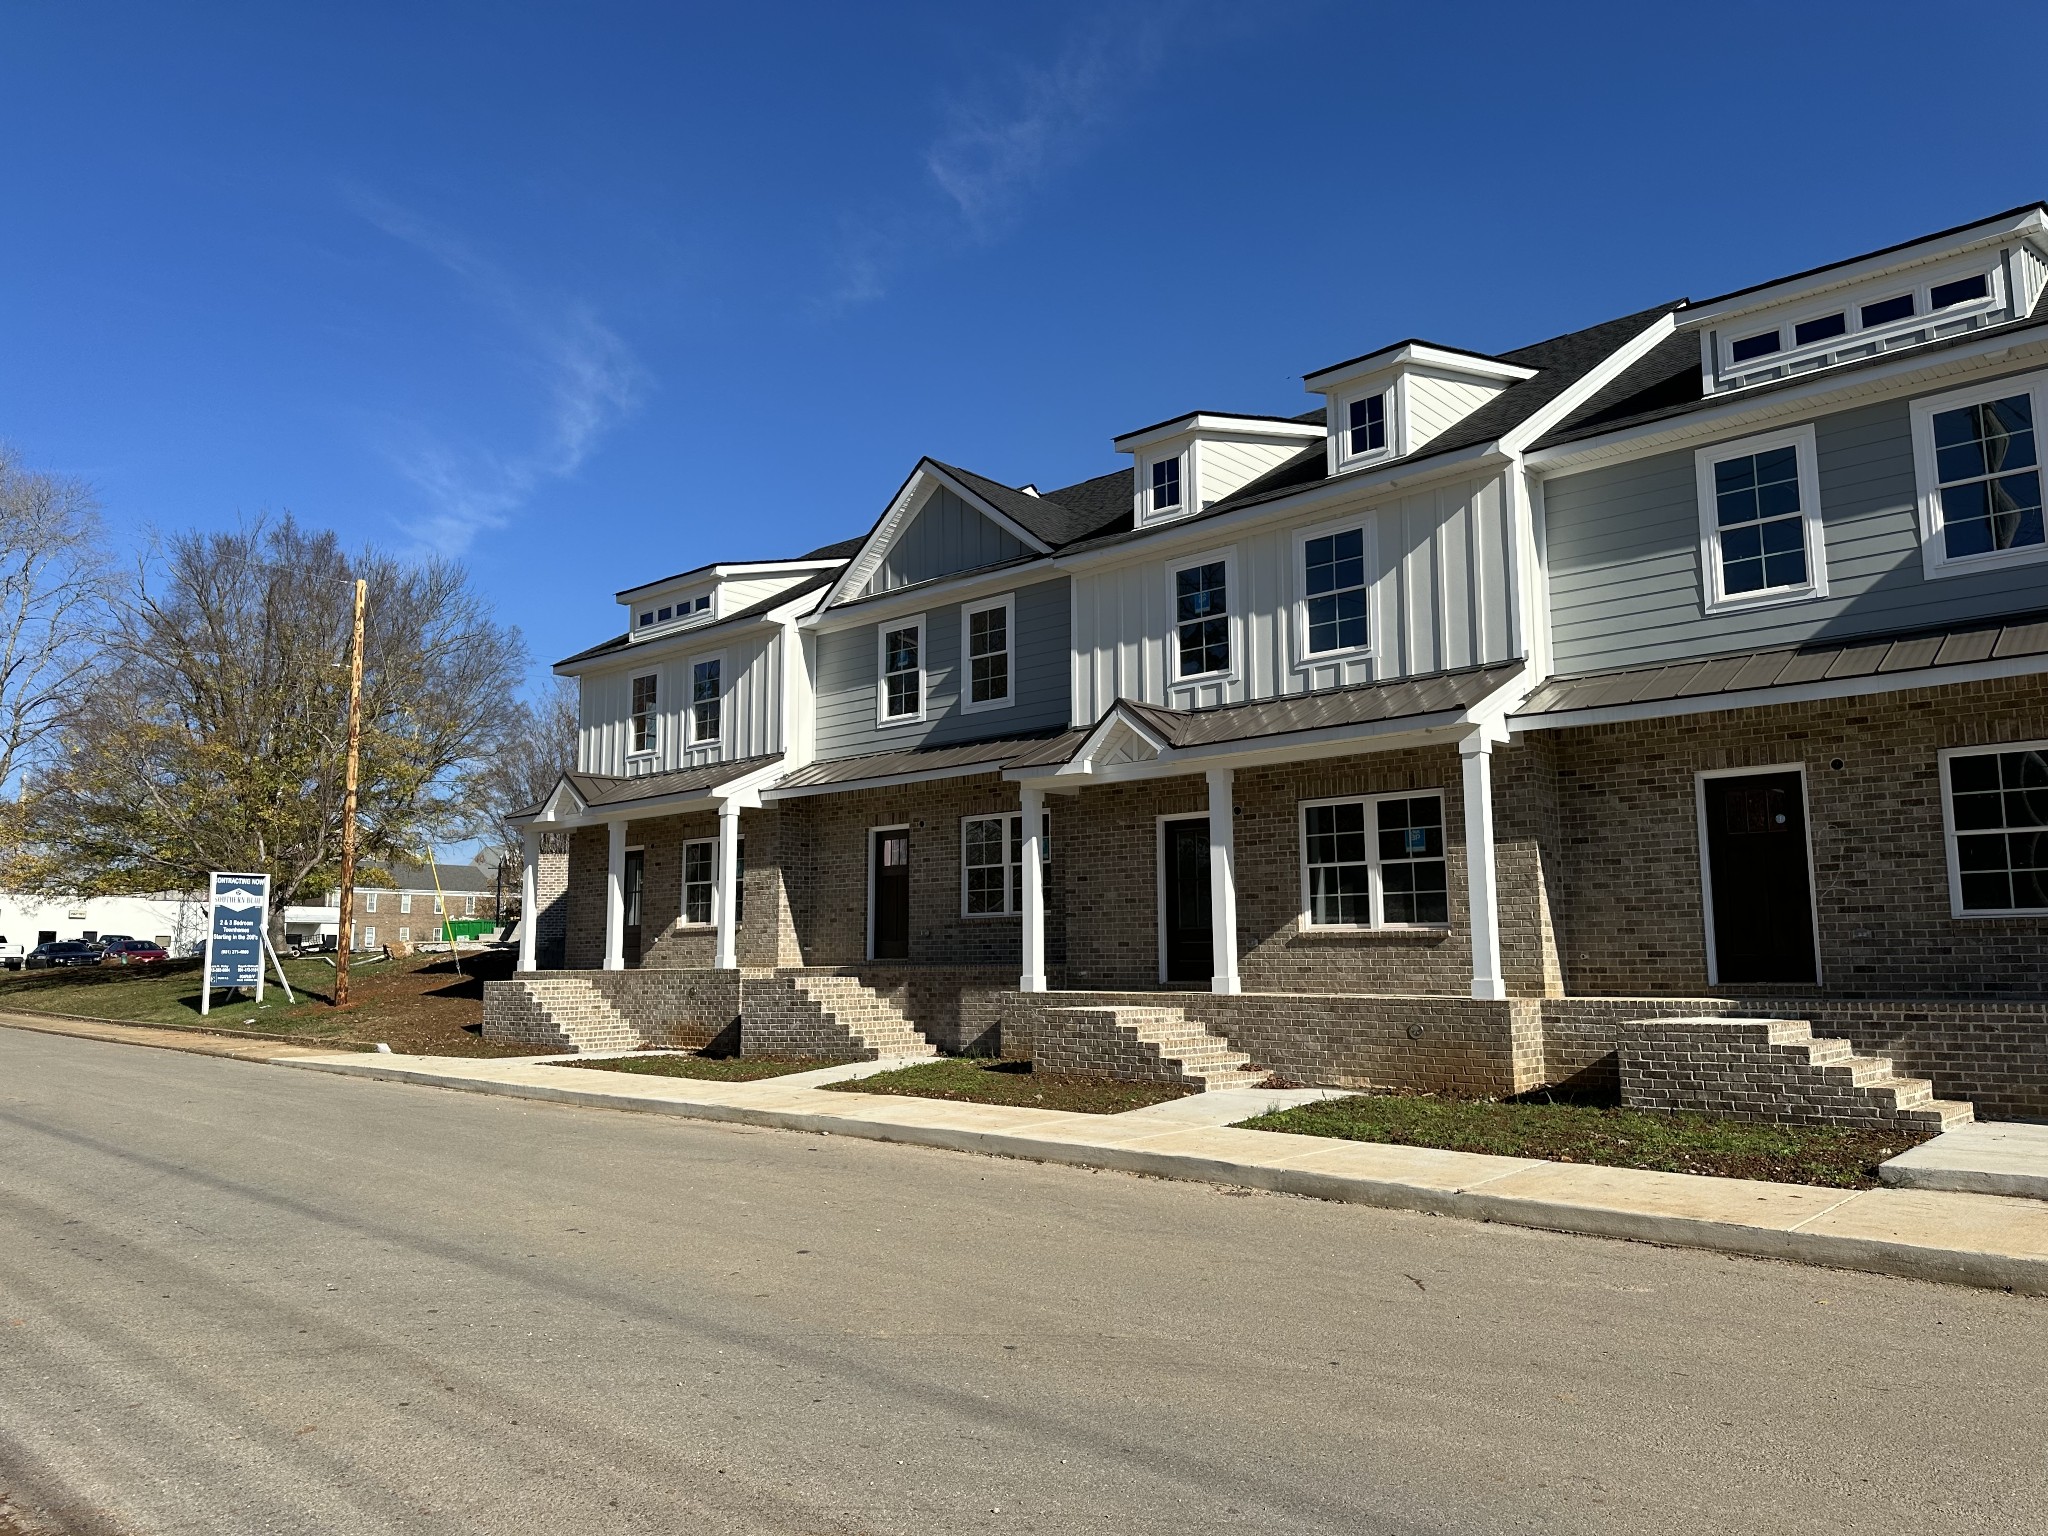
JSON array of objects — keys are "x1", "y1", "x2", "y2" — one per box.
[
  {"x1": 1547, "y1": 675, "x2": 2048, "y2": 998},
  {"x1": 987, "y1": 990, "x2": 1545, "y2": 1098}
]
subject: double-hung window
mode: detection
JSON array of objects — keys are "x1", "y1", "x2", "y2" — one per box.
[
  {"x1": 1942, "y1": 742, "x2": 2048, "y2": 916},
  {"x1": 1172, "y1": 557, "x2": 1231, "y2": 679},
  {"x1": 681, "y1": 840, "x2": 716, "y2": 926},
  {"x1": 1300, "y1": 523, "x2": 1369, "y2": 657},
  {"x1": 364, "y1": 892, "x2": 378, "y2": 914},
  {"x1": 1299, "y1": 792, "x2": 1448, "y2": 929},
  {"x1": 630, "y1": 673, "x2": 658, "y2": 755},
  {"x1": 690, "y1": 658, "x2": 722, "y2": 744},
  {"x1": 1911, "y1": 373, "x2": 2048, "y2": 578},
  {"x1": 878, "y1": 616, "x2": 925, "y2": 725},
  {"x1": 400, "y1": 893, "x2": 413, "y2": 915},
  {"x1": 960, "y1": 812, "x2": 1050, "y2": 917},
  {"x1": 961, "y1": 596, "x2": 1013, "y2": 712},
  {"x1": 1693, "y1": 424, "x2": 1827, "y2": 612},
  {"x1": 1150, "y1": 456, "x2": 1182, "y2": 516}
]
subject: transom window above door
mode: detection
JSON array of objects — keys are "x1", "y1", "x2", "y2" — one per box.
[
  {"x1": 1693, "y1": 424, "x2": 1827, "y2": 613},
  {"x1": 1912, "y1": 375, "x2": 2048, "y2": 578},
  {"x1": 1172, "y1": 557, "x2": 1230, "y2": 679}
]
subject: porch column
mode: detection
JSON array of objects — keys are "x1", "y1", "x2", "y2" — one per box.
[
  {"x1": 603, "y1": 818, "x2": 627, "y2": 971},
  {"x1": 1207, "y1": 767, "x2": 1241, "y2": 995},
  {"x1": 1461, "y1": 734, "x2": 1506, "y2": 1001},
  {"x1": 517, "y1": 827, "x2": 540, "y2": 972},
  {"x1": 1019, "y1": 785, "x2": 1047, "y2": 992},
  {"x1": 715, "y1": 800, "x2": 741, "y2": 970}
]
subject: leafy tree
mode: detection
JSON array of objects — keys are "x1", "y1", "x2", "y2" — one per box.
[
  {"x1": 6, "y1": 516, "x2": 526, "y2": 939},
  {"x1": 474, "y1": 675, "x2": 580, "y2": 870}
]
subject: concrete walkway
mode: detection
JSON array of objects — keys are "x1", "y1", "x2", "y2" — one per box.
[
  {"x1": 275, "y1": 1048, "x2": 2048, "y2": 1296},
  {"x1": 1882, "y1": 1120, "x2": 2048, "y2": 1200}
]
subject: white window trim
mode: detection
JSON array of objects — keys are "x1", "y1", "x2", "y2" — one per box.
[
  {"x1": 362, "y1": 926, "x2": 376, "y2": 948},
  {"x1": 679, "y1": 836, "x2": 721, "y2": 929},
  {"x1": 1139, "y1": 448, "x2": 1191, "y2": 525},
  {"x1": 628, "y1": 671, "x2": 660, "y2": 759},
  {"x1": 957, "y1": 810, "x2": 1050, "y2": 919},
  {"x1": 866, "y1": 822, "x2": 910, "y2": 960},
  {"x1": 1938, "y1": 739, "x2": 2048, "y2": 919},
  {"x1": 364, "y1": 893, "x2": 378, "y2": 914},
  {"x1": 875, "y1": 613, "x2": 928, "y2": 728},
  {"x1": 1291, "y1": 513, "x2": 1376, "y2": 667},
  {"x1": 1332, "y1": 385, "x2": 1397, "y2": 473},
  {"x1": 1166, "y1": 547, "x2": 1239, "y2": 685},
  {"x1": 687, "y1": 651, "x2": 727, "y2": 747},
  {"x1": 1693, "y1": 422, "x2": 1829, "y2": 615},
  {"x1": 1909, "y1": 368, "x2": 2048, "y2": 581},
  {"x1": 1295, "y1": 790, "x2": 1452, "y2": 933},
  {"x1": 959, "y1": 594, "x2": 1016, "y2": 715},
  {"x1": 399, "y1": 893, "x2": 413, "y2": 915},
  {"x1": 1692, "y1": 762, "x2": 1825, "y2": 987}
]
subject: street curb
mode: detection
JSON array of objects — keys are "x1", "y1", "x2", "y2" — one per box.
[
  {"x1": 0, "y1": 1009, "x2": 342, "y2": 1049},
  {"x1": 279, "y1": 1056, "x2": 2048, "y2": 1296}
]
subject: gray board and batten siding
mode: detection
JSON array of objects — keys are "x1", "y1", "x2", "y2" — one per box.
[
  {"x1": 1543, "y1": 379, "x2": 2048, "y2": 676},
  {"x1": 814, "y1": 575, "x2": 1072, "y2": 758},
  {"x1": 865, "y1": 486, "x2": 1032, "y2": 596},
  {"x1": 1070, "y1": 468, "x2": 1518, "y2": 718}
]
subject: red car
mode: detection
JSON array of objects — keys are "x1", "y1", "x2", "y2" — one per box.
[{"x1": 100, "y1": 940, "x2": 168, "y2": 965}]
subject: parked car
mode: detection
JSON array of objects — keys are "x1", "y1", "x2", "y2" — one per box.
[
  {"x1": 25, "y1": 941, "x2": 104, "y2": 969},
  {"x1": 0, "y1": 938, "x2": 24, "y2": 971},
  {"x1": 99, "y1": 940, "x2": 169, "y2": 965},
  {"x1": 94, "y1": 934, "x2": 136, "y2": 952}
]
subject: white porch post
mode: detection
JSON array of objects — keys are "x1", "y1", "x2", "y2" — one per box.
[
  {"x1": 603, "y1": 818, "x2": 627, "y2": 972},
  {"x1": 715, "y1": 801, "x2": 741, "y2": 970},
  {"x1": 1019, "y1": 785, "x2": 1047, "y2": 992},
  {"x1": 1206, "y1": 767, "x2": 1241, "y2": 995},
  {"x1": 1461, "y1": 734, "x2": 1507, "y2": 1001},
  {"x1": 517, "y1": 827, "x2": 540, "y2": 972}
]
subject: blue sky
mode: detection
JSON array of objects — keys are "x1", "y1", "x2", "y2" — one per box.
[{"x1": 6, "y1": 0, "x2": 2048, "y2": 688}]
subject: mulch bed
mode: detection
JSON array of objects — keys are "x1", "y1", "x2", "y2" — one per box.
[
  {"x1": 555, "y1": 1052, "x2": 832, "y2": 1082},
  {"x1": 824, "y1": 1057, "x2": 1194, "y2": 1114},
  {"x1": 1238, "y1": 1092, "x2": 1931, "y2": 1188}
]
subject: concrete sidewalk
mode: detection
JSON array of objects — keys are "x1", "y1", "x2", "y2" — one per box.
[{"x1": 277, "y1": 1048, "x2": 2048, "y2": 1297}]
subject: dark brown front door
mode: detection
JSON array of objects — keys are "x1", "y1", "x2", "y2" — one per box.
[
  {"x1": 872, "y1": 829, "x2": 910, "y2": 960},
  {"x1": 623, "y1": 848, "x2": 644, "y2": 966},
  {"x1": 1702, "y1": 770, "x2": 1817, "y2": 985},
  {"x1": 1162, "y1": 817, "x2": 1212, "y2": 985}
]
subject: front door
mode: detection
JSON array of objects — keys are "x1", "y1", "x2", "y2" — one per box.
[
  {"x1": 1162, "y1": 817, "x2": 1212, "y2": 985},
  {"x1": 872, "y1": 829, "x2": 910, "y2": 960},
  {"x1": 622, "y1": 848, "x2": 644, "y2": 966},
  {"x1": 1702, "y1": 770, "x2": 1817, "y2": 985}
]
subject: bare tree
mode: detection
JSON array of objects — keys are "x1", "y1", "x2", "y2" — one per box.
[
  {"x1": 475, "y1": 676, "x2": 580, "y2": 863},
  {"x1": 0, "y1": 449, "x2": 106, "y2": 794},
  {"x1": 10, "y1": 515, "x2": 527, "y2": 940}
]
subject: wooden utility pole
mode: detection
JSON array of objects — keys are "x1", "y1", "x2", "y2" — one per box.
[{"x1": 334, "y1": 578, "x2": 367, "y2": 1007}]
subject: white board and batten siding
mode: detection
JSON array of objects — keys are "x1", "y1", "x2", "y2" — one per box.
[
  {"x1": 1071, "y1": 470, "x2": 1516, "y2": 720},
  {"x1": 578, "y1": 627, "x2": 781, "y2": 776}
]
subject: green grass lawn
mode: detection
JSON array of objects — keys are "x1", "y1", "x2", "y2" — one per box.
[
  {"x1": 0, "y1": 948, "x2": 534, "y2": 1056},
  {"x1": 554, "y1": 1052, "x2": 833, "y2": 1082},
  {"x1": 825, "y1": 1057, "x2": 1194, "y2": 1114},
  {"x1": 1237, "y1": 1092, "x2": 1929, "y2": 1188}
]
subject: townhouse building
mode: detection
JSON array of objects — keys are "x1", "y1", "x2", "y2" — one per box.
[{"x1": 505, "y1": 204, "x2": 2048, "y2": 1119}]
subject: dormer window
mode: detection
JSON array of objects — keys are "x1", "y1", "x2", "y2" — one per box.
[
  {"x1": 658, "y1": 606, "x2": 673, "y2": 622},
  {"x1": 694, "y1": 595, "x2": 711, "y2": 611},
  {"x1": 1932, "y1": 273, "x2": 1990, "y2": 309},
  {"x1": 1795, "y1": 312, "x2": 1846, "y2": 346},
  {"x1": 1150, "y1": 457, "x2": 1181, "y2": 514},
  {"x1": 1347, "y1": 394, "x2": 1387, "y2": 456},
  {"x1": 639, "y1": 611, "x2": 654, "y2": 628},
  {"x1": 1730, "y1": 330, "x2": 1780, "y2": 363},
  {"x1": 1861, "y1": 292, "x2": 1914, "y2": 327}
]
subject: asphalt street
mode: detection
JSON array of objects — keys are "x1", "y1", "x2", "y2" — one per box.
[{"x1": 1, "y1": 1026, "x2": 2043, "y2": 1536}]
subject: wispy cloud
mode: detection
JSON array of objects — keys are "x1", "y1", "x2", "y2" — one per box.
[
  {"x1": 348, "y1": 190, "x2": 646, "y2": 556},
  {"x1": 823, "y1": 6, "x2": 1192, "y2": 309}
]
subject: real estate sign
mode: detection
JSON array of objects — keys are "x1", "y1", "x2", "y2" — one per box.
[{"x1": 204, "y1": 871, "x2": 269, "y2": 1000}]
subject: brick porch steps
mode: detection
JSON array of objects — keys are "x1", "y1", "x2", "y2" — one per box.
[
  {"x1": 1621, "y1": 1017, "x2": 1975, "y2": 1135},
  {"x1": 782, "y1": 974, "x2": 938, "y2": 1061},
  {"x1": 492, "y1": 975, "x2": 640, "y2": 1054},
  {"x1": 1039, "y1": 1005, "x2": 1266, "y2": 1091}
]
